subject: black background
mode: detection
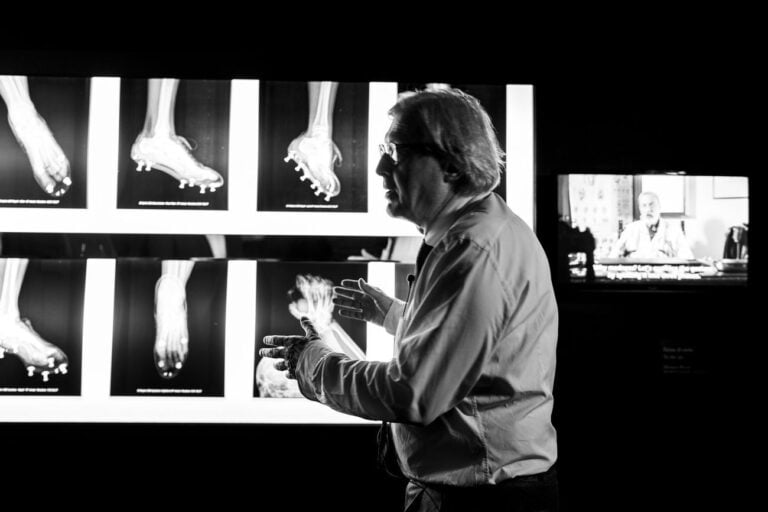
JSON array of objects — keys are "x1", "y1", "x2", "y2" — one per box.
[
  {"x1": 0, "y1": 259, "x2": 85, "y2": 394},
  {"x1": 0, "y1": 45, "x2": 759, "y2": 511},
  {"x1": 110, "y1": 259, "x2": 226, "y2": 396},
  {"x1": 257, "y1": 81, "x2": 368, "y2": 211},
  {"x1": 117, "y1": 79, "x2": 230, "y2": 210},
  {"x1": 0, "y1": 77, "x2": 88, "y2": 207}
]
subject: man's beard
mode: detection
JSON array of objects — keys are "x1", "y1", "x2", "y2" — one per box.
[{"x1": 643, "y1": 216, "x2": 659, "y2": 227}]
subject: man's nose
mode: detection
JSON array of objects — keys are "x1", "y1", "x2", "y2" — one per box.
[{"x1": 376, "y1": 154, "x2": 395, "y2": 177}]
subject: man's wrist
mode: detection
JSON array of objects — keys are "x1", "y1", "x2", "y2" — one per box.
[
  {"x1": 296, "y1": 337, "x2": 333, "y2": 372},
  {"x1": 295, "y1": 337, "x2": 335, "y2": 401},
  {"x1": 383, "y1": 299, "x2": 405, "y2": 335}
]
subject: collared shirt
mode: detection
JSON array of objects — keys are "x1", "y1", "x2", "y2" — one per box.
[
  {"x1": 609, "y1": 219, "x2": 694, "y2": 259},
  {"x1": 295, "y1": 192, "x2": 559, "y2": 485}
]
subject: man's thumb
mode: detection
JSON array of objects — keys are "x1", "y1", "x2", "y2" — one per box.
[
  {"x1": 358, "y1": 278, "x2": 383, "y2": 298},
  {"x1": 300, "y1": 316, "x2": 320, "y2": 341}
]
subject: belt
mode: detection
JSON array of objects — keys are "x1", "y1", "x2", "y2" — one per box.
[{"x1": 424, "y1": 464, "x2": 558, "y2": 494}]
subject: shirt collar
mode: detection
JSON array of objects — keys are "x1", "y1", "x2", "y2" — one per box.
[{"x1": 423, "y1": 192, "x2": 491, "y2": 246}]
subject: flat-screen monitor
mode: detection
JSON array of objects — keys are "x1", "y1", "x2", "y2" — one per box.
[{"x1": 556, "y1": 173, "x2": 749, "y2": 288}]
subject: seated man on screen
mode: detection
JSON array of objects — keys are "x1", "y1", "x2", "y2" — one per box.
[{"x1": 609, "y1": 191, "x2": 694, "y2": 259}]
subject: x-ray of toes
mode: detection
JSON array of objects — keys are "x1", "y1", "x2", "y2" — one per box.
[
  {"x1": 110, "y1": 259, "x2": 227, "y2": 396},
  {"x1": 0, "y1": 259, "x2": 85, "y2": 395},
  {"x1": 117, "y1": 79, "x2": 230, "y2": 210},
  {"x1": 0, "y1": 76, "x2": 89, "y2": 208},
  {"x1": 257, "y1": 81, "x2": 369, "y2": 212}
]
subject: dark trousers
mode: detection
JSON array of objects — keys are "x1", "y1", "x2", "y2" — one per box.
[{"x1": 404, "y1": 466, "x2": 559, "y2": 512}]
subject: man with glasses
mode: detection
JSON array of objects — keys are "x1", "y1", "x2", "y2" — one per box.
[{"x1": 261, "y1": 88, "x2": 559, "y2": 511}]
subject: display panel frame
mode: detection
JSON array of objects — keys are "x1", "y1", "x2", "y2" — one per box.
[{"x1": 0, "y1": 71, "x2": 534, "y2": 424}]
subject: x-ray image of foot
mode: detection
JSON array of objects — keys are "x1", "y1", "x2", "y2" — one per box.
[
  {"x1": 131, "y1": 133, "x2": 223, "y2": 193},
  {"x1": 0, "y1": 75, "x2": 71, "y2": 197},
  {"x1": 111, "y1": 259, "x2": 226, "y2": 396},
  {"x1": 0, "y1": 258, "x2": 68, "y2": 382},
  {"x1": 153, "y1": 260, "x2": 194, "y2": 379},
  {"x1": 288, "y1": 274, "x2": 365, "y2": 360},
  {"x1": 0, "y1": 317, "x2": 69, "y2": 382},
  {"x1": 130, "y1": 79, "x2": 223, "y2": 194},
  {"x1": 284, "y1": 81, "x2": 341, "y2": 201}
]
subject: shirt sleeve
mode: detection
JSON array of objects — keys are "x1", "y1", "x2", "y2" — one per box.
[
  {"x1": 383, "y1": 299, "x2": 405, "y2": 335},
  {"x1": 294, "y1": 238, "x2": 508, "y2": 425}
]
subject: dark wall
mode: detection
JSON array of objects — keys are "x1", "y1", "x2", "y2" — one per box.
[
  {"x1": 5, "y1": 423, "x2": 407, "y2": 510},
  {"x1": 535, "y1": 77, "x2": 757, "y2": 511}
]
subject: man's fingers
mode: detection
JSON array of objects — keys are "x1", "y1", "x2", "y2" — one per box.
[
  {"x1": 340, "y1": 279, "x2": 363, "y2": 290},
  {"x1": 332, "y1": 287, "x2": 363, "y2": 300},
  {"x1": 300, "y1": 317, "x2": 321, "y2": 341},
  {"x1": 262, "y1": 335, "x2": 283, "y2": 347},
  {"x1": 263, "y1": 335, "x2": 306, "y2": 347},
  {"x1": 259, "y1": 347, "x2": 285, "y2": 359},
  {"x1": 332, "y1": 295, "x2": 363, "y2": 310},
  {"x1": 358, "y1": 279, "x2": 384, "y2": 297},
  {"x1": 338, "y1": 309, "x2": 364, "y2": 320}
]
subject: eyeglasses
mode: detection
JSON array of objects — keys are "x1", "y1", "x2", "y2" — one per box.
[{"x1": 378, "y1": 142, "x2": 424, "y2": 165}]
